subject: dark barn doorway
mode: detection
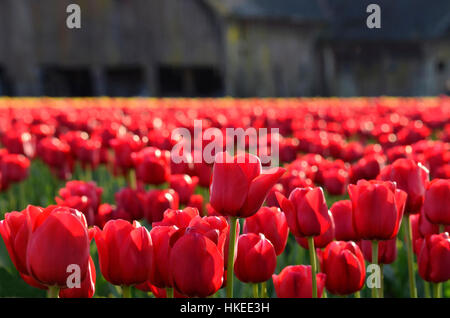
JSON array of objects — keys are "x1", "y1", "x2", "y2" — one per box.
[
  {"x1": 42, "y1": 67, "x2": 94, "y2": 97},
  {"x1": 106, "y1": 66, "x2": 145, "y2": 97},
  {"x1": 158, "y1": 65, "x2": 223, "y2": 97}
]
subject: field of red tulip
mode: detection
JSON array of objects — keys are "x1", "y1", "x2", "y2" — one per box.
[{"x1": 0, "y1": 97, "x2": 449, "y2": 298}]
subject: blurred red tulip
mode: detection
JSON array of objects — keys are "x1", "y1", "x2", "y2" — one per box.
[
  {"x1": 169, "y1": 174, "x2": 199, "y2": 204},
  {"x1": 132, "y1": 147, "x2": 170, "y2": 185},
  {"x1": 378, "y1": 158, "x2": 429, "y2": 214},
  {"x1": 272, "y1": 265, "x2": 326, "y2": 298},
  {"x1": 141, "y1": 189, "x2": 179, "y2": 223},
  {"x1": 55, "y1": 180, "x2": 103, "y2": 226}
]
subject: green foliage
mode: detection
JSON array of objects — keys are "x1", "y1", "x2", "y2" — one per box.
[{"x1": 0, "y1": 161, "x2": 448, "y2": 298}]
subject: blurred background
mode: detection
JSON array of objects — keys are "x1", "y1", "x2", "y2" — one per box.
[{"x1": 0, "y1": 0, "x2": 449, "y2": 97}]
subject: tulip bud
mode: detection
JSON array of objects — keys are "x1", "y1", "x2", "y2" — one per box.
[
  {"x1": 234, "y1": 233, "x2": 277, "y2": 283},
  {"x1": 209, "y1": 152, "x2": 285, "y2": 218},
  {"x1": 423, "y1": 179, "x2": 450, "y2": 226},
  {"x1": 170, "y1": 232, "x2": 224, "y2": 297},
  {"x1": 418, "y1": 232, "x2": 450, "y2": 283},
  {"x1": 348, "y1": 180, "x2": 406, "y2": 240},
  {"x1": 323, "y1": 241, "x2": 365, "y2": 295},
  {"x1": 276, "y1": 187, "x2": 331, "y2": 238},
  {"x1": 94, "y1": 219, "x2": 153, "y2": 286}
]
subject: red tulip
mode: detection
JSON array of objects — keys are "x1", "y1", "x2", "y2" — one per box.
[
  {"x1": 234, "y1": 233, "x2": 277, "y2": 283},
  {"x1": 149, "y1": 225, "x2": 184, "y2": 288},
  {"x1": 169, "y1": 174, "x2": 199, "y2": 204},
  {"x1": 110, "y1": 134, "x2": 146, "y2": 174},
  {"x1": 323, "y1": 241, "x2": 365, "y2": 295},
  {"x1": 135, "y1": 280, "x2": 186, "y2": 298},
  {"x1": 59, "y1": 257, "x2": 96, "y2": 298},
  {"x1": 186, "y1": 215, "x2": 229, "y2": 254},
  {"x1": 295, "y1": 212, "x2": 334, "y2": 249},
  {"x1": 330, "y1": 200, "x2": 357, "y2": 241},
  {"x1": 114, "y1": 187, "x2": 145, "y2": 221},
  {"x1": 1, "y1": 153, "x2": 30, "y2": 184},
  {"x1": 2, "y1": 131, "x2": 35, "y2": 158},
  {"x1": 152, "y1": 207, "x2": 199, "y2": 229},
  {"x1": 26, "y1": 206, "x2": 90, "y2": 288},
  {"x1": 0, "y1": 205, "x2": 46, "y2": 288},
  {"x1": 132, "y1": 147, "x2": 170, "y2": 185},
  {"x1": 75, "y1": 137, "x2": 102, "y2": 169},
  {"x1": 276, "y1": 187, "x2": 331, "y2": 238},
  {"x1": 272, "y1": 265, "x2": 326, "y2": 298},
  {"x1": 170, "y1": 232, "x2": 224, "y2": 297},
  {"x1": 243, "y1": 206, "x2": 288, "y2": 255},
  {"x1": 323, "y1": 168, "x2": 349, "y2": 195},
  {"x1": 55, "y1": 180, "x2": 103, "y2": 226},
  {"x1": 418, "y1": 233, "x2": 450, "y2": 283},
  {"x1": 93, "y1": 219, "x2": 153, "y2": 286},
  {"x1": 37, "y1": 137, "x2": 73, "y2": 179},
  {"x1": 350, "y1": 154, "x2": 385, "y2": 184},
  {"x1": 209, "y1": 152, "x2": 285, "y2": 218},
  {"x1": 423, "y1": 179, "x2": 450, "y2": 225},
  {"x1": 359, "y1": 238, "x2": 397, "y2": 264},
  {"x1": 348, "y1": 180, "x2": 406, "y2": 240},
  {"x1": 378, "y1": 158, "x2": 429, "y2": 214},
  {"x1": 141, "y1": 189, "x2": 179, "y2": 223},
  {"x1": 187, "y1": 194, "x2": 204, "y2": 216},
  {"x1": 265, "y1": 183, "x2": 284, "y2": 207}
]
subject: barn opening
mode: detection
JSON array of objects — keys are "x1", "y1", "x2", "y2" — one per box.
[
  {"x1": 0, "y1": 67, "x2": 13, "y2": 96},
  {"x1": 42, "y1": 66, "x2": 94, "y2": 97},
  {"x1": 158, "y1": 65, "x2": 223, "y2": 97},
  {"x1": 106, "y1": 66, "x2": 146, "y2": 97}
]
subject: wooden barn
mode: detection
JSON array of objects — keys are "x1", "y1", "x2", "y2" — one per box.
[{"x1": 0, "y1": 0, "x2": 448, "y2": 97}]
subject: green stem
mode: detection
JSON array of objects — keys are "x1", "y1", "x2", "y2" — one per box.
[
  {"x1": 166, "y1": 287, "x2": 174, "y2": 298},
  {"x1": 307, "y1": 237, "x2": 317, "y2": 298},
  {"x1": 252, "y1": 284, "x2": 259, "y2": 298},
  {"x1": 260, "y1": 281, "x2": 267, "y2": 298},
  {"x1": 128, "y1": 169, "x2": 137, "y2": 190},
  {"x1": 371, "y1": 240, "x2": 379, "y2": 298},
  {"x1": 354, "y1": 291, "x2": 361, "y2": 298},
  {"x1": 122, "y1": 285, "x2": 132, "y2": 298},
  {"x1": 380, "y1": 263, "x2": 384, "y2": 298},
  {"x1": 439, "y1": 224, "x2": 445, "y2": 233},
  {"x1": 424, "y1": 281, "x2": 431, "y2": 298},
  {"x1": 404, "y1": 215, "x2": 418, "y2": 298},
  {"x1": 47, "y1": 286, "x2": 60, "y2": 298},
  {"x1": 19, "y1": 181, "x2": 26, "y2": 210},
  {"x1": 226, "y1": 217, "x2": 238, "y2": 298},
  {"x1": 433, "y1": 283, "x2": 441, "y2": 298}
]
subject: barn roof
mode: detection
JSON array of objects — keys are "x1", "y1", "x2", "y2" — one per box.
[{"x1": 205, "y1": 0, "x2": 450, "y2": 40}]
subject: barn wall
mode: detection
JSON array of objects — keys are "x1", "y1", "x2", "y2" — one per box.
[
  {"x1": 224, "y1": 20, "x2": 322, "y2": 97},
  {"x1": 0, "y1": 0, "x2": 223, "y2": 96}
]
